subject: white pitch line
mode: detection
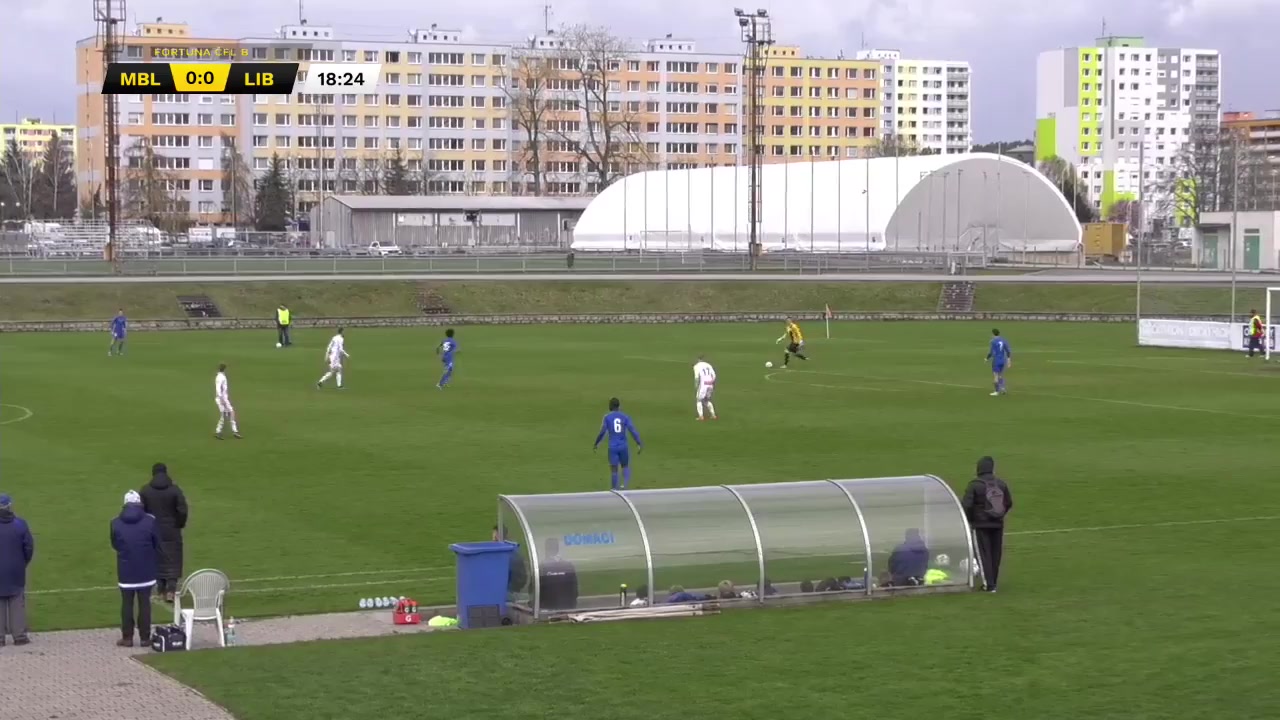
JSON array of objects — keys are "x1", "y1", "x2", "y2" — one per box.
[
  {"x1": 29, "y1": 566, "x2": 455, "y2": 596},
  {"x1": 0, "y1": 404, "x2": 34, "y2": 426},
  {"x1": 1051, "y1": 358, "x2": 1278, "y2": 379},
  {"x1": 763, "y1": 371, "x2": 901, "y2": 393},
  {"x1": 25, "y1": 516, "x2": 1280, "y2": 597},
  {"x1": 785, "y1": 368, "x2": 1280, "y2": 420},
  {"x1": 1009, "y1": 514, "x2": 1280, "y2": 537}
]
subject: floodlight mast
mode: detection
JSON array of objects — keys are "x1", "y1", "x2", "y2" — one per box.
[
  {"x1": 94, "y1": 0, "x2": 127, "y2": 274},
  {"x1": 735, "y1": 9, "x2": 772, "y2": 271}
]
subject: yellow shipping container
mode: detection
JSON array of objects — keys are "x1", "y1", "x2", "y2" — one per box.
[{"x1": 1083, "y1": 222, "x2": 1126, "y2": 258}]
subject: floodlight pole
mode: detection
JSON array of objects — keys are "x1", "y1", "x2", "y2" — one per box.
[
  {"x1": 735, "y1": 9, "x2": 772, "y2": 271},
  {"x1": 1230, "y1": 129, "x2": 1239, "y2": 325}
]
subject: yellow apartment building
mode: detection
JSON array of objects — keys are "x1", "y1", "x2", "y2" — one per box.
[{"x1": 0, "y1": 118, "x2": 77, "y2": 165}]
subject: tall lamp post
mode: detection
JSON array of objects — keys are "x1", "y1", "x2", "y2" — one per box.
[{"x1": 735, "y1": 8, "x2": 772, "y2": 271}]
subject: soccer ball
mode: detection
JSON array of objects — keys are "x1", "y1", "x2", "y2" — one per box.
[
  {"x1": 765, "y1": 361, "x2": 774, "y2": 368},
  {"x1": 935, "y1": 553, "x2": 951, "y2": 567},
  {"x1": 275, "y1": 342, "x2": 283, "y2": 349}
]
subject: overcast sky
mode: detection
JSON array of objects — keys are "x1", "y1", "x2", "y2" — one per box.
[{"x1": 3, "y1": 0, "x2": 1277, "y2": 140}]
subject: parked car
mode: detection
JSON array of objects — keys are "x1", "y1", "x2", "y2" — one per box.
[{"x1": 367, "y1": 241, "x2": 403, "y2": 257}]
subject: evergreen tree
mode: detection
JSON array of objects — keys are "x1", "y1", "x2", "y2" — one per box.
[
  {"x1": 34, "y1": 131, "x2": 77, "y2": 219},
  {"x1": 382, "y1": 148, "x2": 413, "y2": 195},
  {"x1": 254, "y1": 153, "x2": 291, "y2": 231}
]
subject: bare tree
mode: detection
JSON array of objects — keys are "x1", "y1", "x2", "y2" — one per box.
[
  {"x1": 868, "y1": 135, "x2": 939, "y2": 157},
  {"x1": 551, "y1": 24, "x2": 648, "y2": 192},
  {"x1": 1161, "y1": 124, "x2": 1224, "y2": 230},
  {"x1": 1, "y1": 139, "x2": 38, "y2": 218},
  {"x1": 121, "y1": 137, "x2": 186, "y2": 232},
  {"x1": 220, "y1": 134, "x2": 255, "y2": 227},
  {"x1": 357, "y1": 158, "x2": 382, "y2": 195},
  {"x1": 505, "y1": 49, "x2": 559, "y2": 195}
]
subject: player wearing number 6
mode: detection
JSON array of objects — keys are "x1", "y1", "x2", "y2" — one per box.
[
  {"x1": 693, "y1": 355, "x2": 718, "y2": 421},
  {"x1": 593, "y1": 398, "x2": 643, "y2": 490}
]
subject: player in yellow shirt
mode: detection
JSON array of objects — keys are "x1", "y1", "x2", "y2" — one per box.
[{"x1": 775, "y1": 317, "x2": 809, "y2": 367}]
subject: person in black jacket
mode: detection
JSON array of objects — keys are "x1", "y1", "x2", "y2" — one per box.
[
  {"x1": 961, "y1": 456, "x2": 1013, "y2": 593},
  {"x1": 111, "y1": 491, "x2": 160, "y2": 647},
  {"x1": 140, "y1": 463, "x2": 189, "y2": 602},
  {"x1": 492, "y1": 525, "x2": 528, "y2": 596}
]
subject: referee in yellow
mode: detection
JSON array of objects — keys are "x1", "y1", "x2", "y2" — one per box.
[{"x1": 276, "y1": 304, "x2": 292, "y2": 347}]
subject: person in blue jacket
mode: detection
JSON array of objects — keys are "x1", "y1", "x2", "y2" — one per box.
[
  {"x1": 0, "y1": 493, "x2": 34, "y2": 646},
  {"x1": 887, "y1": 528, "x2": 930, "y2": 586},
  {"x1": 111, "y1": 490, "x2": 159, "y2": 647}
]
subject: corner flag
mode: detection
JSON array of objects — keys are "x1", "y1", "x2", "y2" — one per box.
[{"x1": 825, "y1": 304, "x2": 833, "y2": 339}]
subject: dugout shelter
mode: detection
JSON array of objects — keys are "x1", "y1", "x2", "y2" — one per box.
[{"x1": 499, "y1": 476, "x2": 977, "y2": 620}]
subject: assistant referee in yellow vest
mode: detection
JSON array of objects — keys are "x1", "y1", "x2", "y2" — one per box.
[
  {"x1": 1248, "y1": 309, "x2": 1265, "y2": 358},
  {"x1": 276, "y1": 305, "x2": 292, "y2": 347}
]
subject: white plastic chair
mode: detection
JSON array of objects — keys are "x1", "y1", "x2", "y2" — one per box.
[{"x1": 173, "y1": 569, "x2": 230, "y2": 647}]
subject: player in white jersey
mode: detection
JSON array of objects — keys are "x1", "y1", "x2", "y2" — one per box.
[
  {"x1": 214, "y1": 363, "x2": 241, "y2": 439},
  {"x1": 316, "y1": 328, "x2": 349, "y2": 389},
  {"x1": 693, "y1": 355, "x2": 718, "y2": 421}
]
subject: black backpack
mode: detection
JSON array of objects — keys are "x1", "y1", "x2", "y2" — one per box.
[{"x1": 983, "y1": 479, "x2": 1008, "y2": 519}]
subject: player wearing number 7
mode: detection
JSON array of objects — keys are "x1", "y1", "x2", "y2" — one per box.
[{"x1": 593, "y1": 397, "x2": 643, "y2": 490}]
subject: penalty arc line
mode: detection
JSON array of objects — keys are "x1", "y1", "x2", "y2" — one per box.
[
  {"x1": 763, "y1": 371, "x2": 901, "y2": 393},
  {"x1": 0, "y1": 404, "x2": 34, "y2": 426}
]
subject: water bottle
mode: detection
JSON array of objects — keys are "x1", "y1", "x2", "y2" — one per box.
[
  {"x1": 618, "y1": 583, "x2": 628, "y2": 607},
  {"x1": 224, "y1": 617, "x2": 237, "y2": 647}
]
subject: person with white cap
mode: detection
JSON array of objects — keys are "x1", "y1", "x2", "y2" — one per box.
[
  {"x1": 110, "y1": 490, "x2": 159, "y2": 647},
  {"x1": 0, "y1": 493, "x2": 34, "y2": 647}
]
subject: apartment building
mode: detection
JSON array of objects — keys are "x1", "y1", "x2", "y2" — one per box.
[
  {"x1": 1224, "y1": 110, "x2": 1280, "y2": 166},
  {"x1": 0, "y1": 118, "x2": 77, "y2": 165},
  {"x1": 855, "y1": 49, "x2": 972, "y2": 155},
  {"x1": 73, "y1": 20, "x2": 971, "y2": 221},
  {"x1": 517, "y1": 33, "x2": 743, "y2": 192},
  {"x1": 1035, "y1": 36, "x2": 1221, "y2": 218},
  {"x1": 757, "y1": 46, "x2": 879, "y2": 161}
]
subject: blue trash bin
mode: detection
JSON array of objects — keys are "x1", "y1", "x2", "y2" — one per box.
[{"x1": 449, "y1": 541, "x2": 518, "y2": 629}]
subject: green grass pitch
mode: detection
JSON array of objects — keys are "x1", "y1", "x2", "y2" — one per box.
[{"x1": 4, "y1": 321, "x2": 1280, "y2": 719}]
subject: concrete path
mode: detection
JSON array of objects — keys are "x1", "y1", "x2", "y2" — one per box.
[{"x1": 0, "y1": 608, "x2": 442, "y2": 720}]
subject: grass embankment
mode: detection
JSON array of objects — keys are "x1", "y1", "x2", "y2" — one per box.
[{"x1": 0, "y1": 280, "x2": 1266, "y2": 321}]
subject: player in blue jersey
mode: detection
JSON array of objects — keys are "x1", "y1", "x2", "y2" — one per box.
[
  {"x1": 986, "y1": 328, "x2": 1012, "y2": 396},
  {"x1": 436, "y1": 328, "x2": 457, "y2": 389},
  {"x1": 109, "y1": 309, "x2": 128, "y2": 356},
  {"x1": 593, "y1": 397, "x2": 643, "y2": 490}
]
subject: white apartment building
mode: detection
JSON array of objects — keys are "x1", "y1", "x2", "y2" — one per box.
[
  {"x1": 1036, "y1": 36, "x2": 1221, "y2": 222},
  {"x1": 856, "y1": 49, "x2": 972, "y2": 155}
]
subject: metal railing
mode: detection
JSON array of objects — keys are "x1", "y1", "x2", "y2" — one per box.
[{"x1": 0, "y1": 249, "x2": 1000, "y2": 276}]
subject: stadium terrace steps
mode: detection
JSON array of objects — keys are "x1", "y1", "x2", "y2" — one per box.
[
  {"x1": 416, "y1": 288, "x2": 452, "y2": 315},
  {"x1": 937, "y1": 282, "x2": 976, "y2": 312},
  {"x1": 177, "y1": 295, "x2": 223, "y2": 318}
]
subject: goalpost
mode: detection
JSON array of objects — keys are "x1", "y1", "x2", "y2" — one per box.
[{"x1": 1266, "y1": 288, "x2": 1280, "y2": 360}]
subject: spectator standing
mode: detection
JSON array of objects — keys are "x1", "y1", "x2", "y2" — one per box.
[
  {"x1": 962, "y1": 456, "x2": 1013, "y2": 593},
  {"x1": 111, "y1": 490, "x2": 159, "y2": 647},
  {"x1": 276, "y1": 305, "x2": 292, "y2": 347},
  {"x1": 140, "y1": 463, "x2": 189, "y2": 603},
  {"x1": 0, "y1": 494, "x2": 34, "y2": 646},
  {"x1": 492, "y1": 525, "x2": 528, "y2": 596}
]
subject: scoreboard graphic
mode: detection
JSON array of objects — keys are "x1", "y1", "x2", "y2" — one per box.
[{"x1": 102, "y1": 63, "x2": 382, "y2": 94}]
